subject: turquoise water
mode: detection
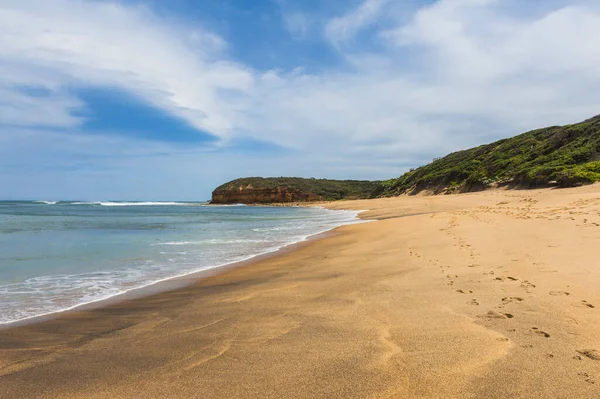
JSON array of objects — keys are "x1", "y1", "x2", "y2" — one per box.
[{"x1": 0, "y1": 201, "x2": 361, "y2": 324}]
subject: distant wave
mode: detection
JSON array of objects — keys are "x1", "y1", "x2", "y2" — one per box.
[
  {"x1": 98, "y1": 201, "x2": 202, "y2": 207},
  {"x1": 70, "y1": 201, "x2": 205, "y2": 206},
  {"x1": 153, "y1": 238, "x2": 270, "y2": 246},
  {"x1": 252, "y1": 225, "x2": 308, "y2": 232},
  {"x1": 32, "y1": 201, "x2": 222, "y2": 207}
]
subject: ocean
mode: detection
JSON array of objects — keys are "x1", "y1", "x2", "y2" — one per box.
[{"x1": 0, "y1": 201, "x2": 362, "y2": 325}]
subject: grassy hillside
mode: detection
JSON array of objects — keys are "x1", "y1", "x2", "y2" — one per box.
[
  {"x1": 382, "y1": 114, "x2": 600, "y2": 196},
  {"x1": 214, "y1": 177, "x2": 384, "y2": 201}
]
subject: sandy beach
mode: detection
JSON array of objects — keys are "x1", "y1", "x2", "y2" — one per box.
[{"x1": 1, "y1": 186, "x2": 600, "y2": 398}]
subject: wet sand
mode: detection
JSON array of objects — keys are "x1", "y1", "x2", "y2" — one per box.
[{"x1": 1, "y1": 185, "x2": 600, "y2": 398}]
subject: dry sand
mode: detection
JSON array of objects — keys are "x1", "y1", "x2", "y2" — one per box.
[{"x1": 1, "y1": 185, "x2": 600, "y2": 398}]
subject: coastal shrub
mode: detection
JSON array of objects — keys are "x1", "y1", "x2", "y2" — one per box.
[
  {"x1": 557, "y1": 161, "x2": 600, "y2": 187},
  {"x1": 381, "y1": 114, "x2": 600, "y2": 196}
]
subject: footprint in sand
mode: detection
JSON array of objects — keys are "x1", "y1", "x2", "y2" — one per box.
[
  {"x1": 582, "y1": 300, "x2": 595, "y2": 308},
  {"x1": 456, "y1": 289, "x2": 473, "y2": 294},
  {"x1": 549, "y1": 290, "x2": 571, "y2": 296},
  {"x1": 578, "y1": 372, "x2": 596, "y2": 385},
  {"x1": 531, "y1": 327, "x2": 550, "y2": 338},
  {"x1": 481, "y1": 311, "x2": 514, "y2": 319},
  {"x1": 467, "y1": 299, "x2": 479, "y2": 306},
  {"x1": 502, "y1": 297, "x2": 524, "y2": 304},
  {"x1": 576, "y1": 349, "x2": 600, "y2": 361},
  {"x1": 574, "y1": 300, "x2": 595, "y2": 309},
  {"x1": 520, "y1": 281, "x2": 536, "y2": 292}
]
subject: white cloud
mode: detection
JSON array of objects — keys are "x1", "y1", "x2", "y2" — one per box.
[
  {"x1": 234, "y1": 0, "x2": 600, "y2": 167},
  {"x1": 324, "y1": 0, "x2": 388, "y2": 47},
  {"x1": 0, "y1": 0, "x2": 252, "y2": 138},
  {"x1": 383, "y1": 0, "x2": 600, "y2": 82},
  {"x1": 376, "y1": 0, "x2": 600, "y2": 125},
  {"x1": 0, "y1": 86, "x2": 83, "y2": 128}
]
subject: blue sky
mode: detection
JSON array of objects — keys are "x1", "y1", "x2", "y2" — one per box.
[{"x1": 1, "y1": 0, "x2": 600, "y2": 200}]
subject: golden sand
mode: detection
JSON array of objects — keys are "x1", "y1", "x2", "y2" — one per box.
[{"x1": 1, "y1": 185, "x2": 600, "y2": 398}]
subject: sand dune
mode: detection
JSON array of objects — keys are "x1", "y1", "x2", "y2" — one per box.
[{"x1": 1, "y1": 185, "x2": 600, "y2": 398}]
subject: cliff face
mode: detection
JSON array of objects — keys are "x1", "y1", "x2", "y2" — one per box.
[
  {"x1": 211, "y1": 177, "x2": 383, "y2": 204},
  {"x1": 211, "y1": 185, "x2": 322, "y2": 204}
]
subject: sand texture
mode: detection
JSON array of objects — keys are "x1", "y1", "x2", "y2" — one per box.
[{"x1": 1, "y1": 185, "x2": 600, "y2": 398}]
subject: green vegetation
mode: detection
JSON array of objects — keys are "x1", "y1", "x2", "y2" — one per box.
[
  {"x1": 382, "y1": 114, "x2": 600, "y2": 196},
  {"x1": 214, "y1": 177, "x2": 384, "y2": 201}
]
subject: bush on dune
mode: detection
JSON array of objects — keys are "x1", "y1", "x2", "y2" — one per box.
[{"x1": 382, "y1": 114, "x2": 600, "y2": 196}]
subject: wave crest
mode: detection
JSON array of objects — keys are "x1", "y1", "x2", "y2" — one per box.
[{"x1": 70, "y1": 201, "x2": 205, "y2": 206}]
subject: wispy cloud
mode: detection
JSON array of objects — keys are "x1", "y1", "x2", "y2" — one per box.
[
  {"x1": 0, "y1": 0, "x2": 252, "y2": 139},
  {"x1": 324, "y1": 0, "x2": 389, "y2": 47}
]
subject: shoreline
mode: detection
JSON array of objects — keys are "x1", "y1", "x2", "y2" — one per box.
[
  {"x1": 1, "y1": 186, "x2": 599, "y2": 398},
  {"x1": 0, "y1": 207, "x2": 368, "y2": 329}
]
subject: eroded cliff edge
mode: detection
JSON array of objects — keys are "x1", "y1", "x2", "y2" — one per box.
[{"x1": 211, "y1": 177, "x2": 383, "y2": 204}]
